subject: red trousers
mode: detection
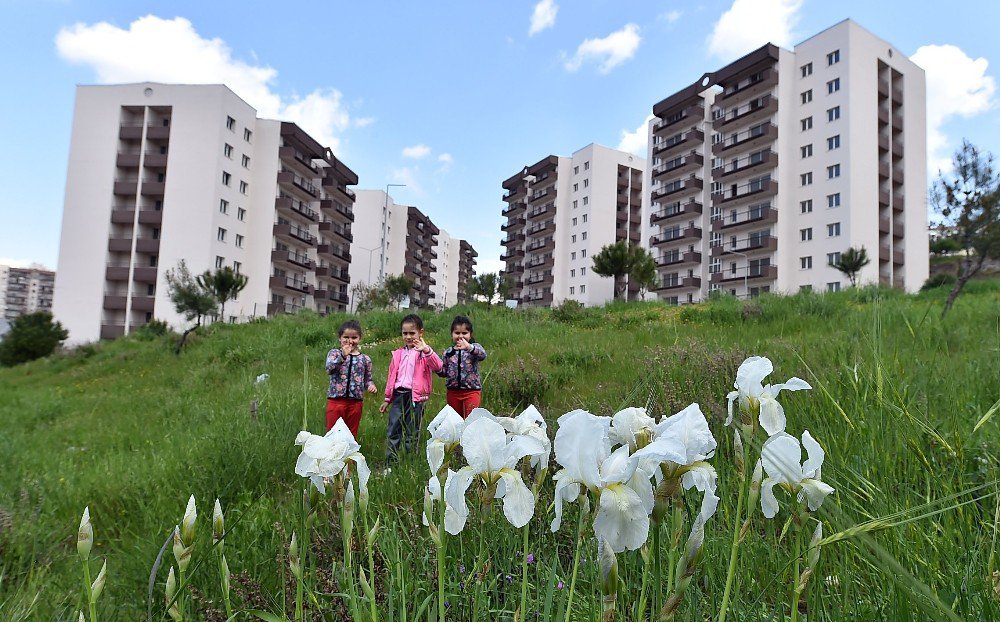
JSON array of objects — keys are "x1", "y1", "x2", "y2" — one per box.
[
  {"x1": 447, "y1": 389, "x2": 482, "y2": 419},
  {"x1": 327, "y1": 398, "x2": 364, "y2": 438}
]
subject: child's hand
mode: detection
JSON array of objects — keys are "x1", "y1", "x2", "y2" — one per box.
[
  {"x1": 379, "y1": 401, "x2": 389, "y2": 413},
  {"x1": 414, "y1": 336, "x2": 430, "y2": 352},
  {"x1": 342, "y1": 346, "x2": 354, "y2": 357},
  {"x1": 455, "y1": 337, "x2": 469, "y2": 350},
  {"x1": 367, "y1": 383, "x2": 378, "y2": 394}
]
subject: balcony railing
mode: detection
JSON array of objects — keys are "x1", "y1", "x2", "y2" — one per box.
[
  {"x1": 710, "y1": 234, "x2": 777, "y2": 256},
  {"x1": 711, "y1": 204, "x2": 777, "y2": 230}
]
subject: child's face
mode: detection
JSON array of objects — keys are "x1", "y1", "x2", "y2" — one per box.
[
  {"x1": 401, "y1": 322, "x2": 422, "y2": 347},
  {"x1": 340, "y1": 328, "x2": 361, "y2": 352},
  {"x1": 452, "y1": 324, "x2": 471, "y2": 344}
]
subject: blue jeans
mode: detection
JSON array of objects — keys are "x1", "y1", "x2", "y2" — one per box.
[{"x1": 386, "y1": 388, "x2": 425, "y2": 463}]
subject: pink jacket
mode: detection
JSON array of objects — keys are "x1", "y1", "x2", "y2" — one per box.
[{"x1": 384, "y1": 347, "x2": 443, "y2": 403}]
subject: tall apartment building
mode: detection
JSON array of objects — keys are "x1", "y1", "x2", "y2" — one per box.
[
  {"x1": 501, "y1": 144, "x2": 645, "y2": 307},
  {"x1": 53, "y1": 83, "x2": 358, "y2": 343},
  {"x1": 350, "y1": 190, "x2": 473, "y2": 309},
  {"x1": 457, "y1": 240, "x2": 478, "y2": 305},
  {"x1": 645, "y1": 19, "x2": 927, "y2": 303},
  {"x1": 1, "y1": 265, "x2": 56, "y2": 321}
]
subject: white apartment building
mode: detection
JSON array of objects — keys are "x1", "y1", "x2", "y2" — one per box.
[
  {"x1": 1, "y1": 264, "x2": 56, "y2": 322},
  {"x1": 53, "y1": 83, "x2": 358, "y2": 344},
  {"x1": 645, "y1": 19, "x2": 928, "y2": 303},
  {"x1": 501, "y1": 144, "x2": 645, "y2": 307},
  {"x1": 350, "y1": 190, "x2": 476, "y2": 309}
]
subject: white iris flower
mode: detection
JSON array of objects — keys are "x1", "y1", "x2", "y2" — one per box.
[
  {"x1": 759, "y1": 430, "x2": 835, "y2": 518},
  {"x1": 725, "y1": 356, "x2": 811, "y2": 436},
  {"x1": 294, "y1": 419, "x2": 371, "y2": 498},
  {"x1": 426, "y1": 405, "x2": 466, "y2": 475}
]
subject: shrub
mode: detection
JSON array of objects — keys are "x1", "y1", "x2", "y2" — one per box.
[
  {"x1": 0, "y1": 312, "x2": 69, "y2": 367},
  {"x1": 485, "y1": 355, "x2": 550, "y2": 413},
  {"x1": 131, "y1": 319, "x2": 170, "y2": 340},
  {"x1": 551, "y1": 299, "x2": 586, "y2": 324},
  {"x1": 921, "y1": 273, "x2": 957, "y2": 291}
]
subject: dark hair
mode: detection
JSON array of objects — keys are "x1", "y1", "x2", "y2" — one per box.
[
  {"x1": 338, "y1": 319, "x2": 363, "y2": 337},
  {"x1": 451, "y1": 315, "x2": 474, "y2": 339},
  {"x1": 400, "y1": 314, "x2": 423, "y2": 330}
]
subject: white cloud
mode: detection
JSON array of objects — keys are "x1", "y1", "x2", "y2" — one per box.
[
  {"x1": 353, "y1": 116, "x2": 375, "y2": 128},
  {"x1": 565, "y1": 24, "x2": 642, "y2": 74},
  {"x1": 911, "y1": 44, "x2": 996, "y2": 172},
  {"x1": 659, "y1": 10, "x2": 683, "y2": 24},
  {"x1": 707, "y1": 0, "x2": 801, "y2": 61},
  {"x1": 402, "y1": 144, "x2": 432, "y2": 159},
  {"x1": 390, "y1": 166, "x2": 423, "y2": 195},
  {"x1": 436, "y1": 153, "x2": 454, "y2": 174},
  {"x1": 55, "y1": 15, "x2": 355, "y2": 150},
  {"x1": 529, "y1": 0, "x2": 558, "y2": 37},
  {"x1": 617, "y1": 114, "x2": 654, "y2": 156}
]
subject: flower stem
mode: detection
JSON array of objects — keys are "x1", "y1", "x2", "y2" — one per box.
[
  {"x1": 717, "y1": 442, "x2": 749, "y2": 622},
  {"x1": 563, "y1": 502, "x2": 587, "y2": 622},
  {"x1": 178, "y1": 568, "x2": 187, "y2": 621},
  {"x1": 364, "y1": 511, "x2": 379, "y2": 622},
  {"x1": 437, "y1": 494, "x2": 447, "y2": 622},
  {"x1": 519, "y1": 523, "x2": 530, "y2": 622},
  {"x1": 668, "y1": 505, "x2": 683, "y2": 588},
  {"x1": 82, "y1": 559, "x2": 97, "y2": 622},
  {"x1": 636, "y1": 546, "x2": 651, "y2": 621},
  {"x1": 217, "y1": 551, "x2": 232, "y2": 619},
  {"x1": 652, "y1": 521, "x2": 662, "y2": 615},
  {"x1": 295, "y1": 488, "x2": 306, "y2": 622},
  {"x1": 790, "y1": 520, "x2": 804, "y2": 622},
  {"x1": 471, "y1": 513, "x2": 488, "y2": 621}
]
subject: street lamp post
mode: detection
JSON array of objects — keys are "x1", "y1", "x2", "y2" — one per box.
[
  {"x1": 379, "y1": 183, "x2": 407, "y2": 282},
  {"x1": 350, "y1": 245, "x2": 380, "y2": 312},
  {"x1": 721, "y1": 247, "x2": 749, "y2": 297}
]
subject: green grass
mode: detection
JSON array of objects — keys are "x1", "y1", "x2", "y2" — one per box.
[{"x1": 0, "y1": 282, "x2": 998, "y2": 620}]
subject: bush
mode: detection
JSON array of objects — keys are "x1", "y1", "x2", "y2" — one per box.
[
  {"x1": 0, "y1": 312, "x2": 69, "y2": 367},
  {"x1": 485, "y1": 356, "x2": 550, "y2": 413},
  {"x1": 131, "y1": 319, "x2": 170, "y2": 340},
  {"x1": 551, "y1": 299, "x2": 586, "y2": 324},
  {"x1": 921, "y1": 273, "x2": 957, "y2": 291}
]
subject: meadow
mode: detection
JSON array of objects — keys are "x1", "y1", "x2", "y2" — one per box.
[{"x1": 0, "y1": 281, "x2": 997, "y2": 621}]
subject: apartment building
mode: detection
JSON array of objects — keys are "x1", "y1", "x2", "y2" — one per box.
[
  {"x1": 645, "y1": 19, "x2": 927, "y2": 303},
  {"x1": 1, "y1": 265, "x2": 56, "y2": 321},
  {"x1": 457, "y1": 240, "x2": 478, "y2": 305},
  {"x1": 53, "y1": 83, "x2": 358, "y2": 344},
  {"x1": 501, "y1": 144, "x2": 645, "y2": 307},
  {"x1": 350, "y1": 190, "x2": 471, "y2": 309}
]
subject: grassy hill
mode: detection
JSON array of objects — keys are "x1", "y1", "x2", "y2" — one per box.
[{"x1": 0, "y1": 282, "x2": 997, "y2": 620}]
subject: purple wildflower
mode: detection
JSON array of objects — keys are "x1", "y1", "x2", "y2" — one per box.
[
  {"x1": 557, "y1": 581, "x2": 565, "y2": 590},
  {"x1": 526, "y1": 553, "x2": 535, "y2": 565}
]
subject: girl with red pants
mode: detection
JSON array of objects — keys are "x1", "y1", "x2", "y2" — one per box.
[
  {"x1": 437, "y1": 315, "x2": 487, "y2": 418},
  {"x1": 325, "y1": 319, "x2": 377, "y2": 437}
]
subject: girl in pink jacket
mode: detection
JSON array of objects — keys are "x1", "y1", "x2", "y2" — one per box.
[{"x1": 379, "y1": 314, "x2": 443, "y2": 465}]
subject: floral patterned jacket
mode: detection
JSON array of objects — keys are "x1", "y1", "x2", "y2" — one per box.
[
  {"x1": 436, "y1": 343, "x2": 488, "y2": 390},
  {"x1": 326, "y1": 349, "x2": 375, "y2": 400}
]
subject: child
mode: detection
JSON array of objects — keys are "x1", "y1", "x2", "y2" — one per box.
[
  {"x1": 379, "y1": 314, "x2": 443, "y2": 464},
  {"x1": 437, "y1": 315, "x2": 488, "y2": 418},
  {"x1": 325, "y1": 319, "x2": 377, "y2": 438}
]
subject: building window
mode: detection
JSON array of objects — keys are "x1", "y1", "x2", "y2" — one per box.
[
  {"x1": 583, "y1": 179, "x2": 589, "y2": 188},
  {"x1": 584, "y1": 161, "x2": 590, "y2": 171},
  {"x1": 800, "y1": 199, "x2": 813, "y2": 213},
  {"x1": 827, "y1": 106, "x2": 841, "y2": 121},
  {"x1": 801, "y1": 227, "x2": 813, "y2": 241},
  {"x1": 827, "y1": 193, "x2": 841, "y2": 208},
  {"x1": 827, "y1": 135, "x2": 841, "y2": 150},
  {"x1": 571, "y1": 235, "x2": 577, "y2": 243},
  {"x1": 801, "y1": 256, "x2": 813, "y2": 269},
  {"x1": 827, "y1": 50, "x2": 840, "y2": 65},
  {"x1": 801, "y1": 116, "x2": 813, "y2": 131},
  {"x1": 233, "y1": 260, "x2": 242, "y2": 274},
  {"x1": 827, "y1": 78, "x2": 841, "y2": 94},
  {"x1": 801, "y1": 144, "x2": 813, "y2": 158},
  {"x1": 801, "y1": 62, "x2": 813, "y2": 77},
  {"x1": 582, "y1": 214, "x2": 588, "y2": 223},
  {"x1": 226, "y1": 116, "x2": 235, "y2": 131},
  {"x1": 573, "y1": 183, "x2": 579, "y2": 192},
  {"x1": 215, "y1": 255, "x2": 225, "y2": 268},
  {"x1": 219, "y1": 199, "x2": 229, "y2": 214},
  {"x1": 583, "y1": 197, "x2": 589, "y2": 206},
  {"x1": 237, "y1": 207, "x2": 246, "y2": 221},
  {"x1": 801, "y1": 89, "x2": 813, "y2": 104},
  {"x1": 572, "y1": 217, "x2": 578, "y2": 226},
  {"x1": 573, "y1": 200, "x2": 578, "y2": 209},
  {"x1": 570, "y1": 269, "x2": 576, "y2": 277},
  {"x1": 243, "y1": 128, "x2": 253, "y2": 142},
  {"x1": 801, "y1": 172, "x2": 813, "y2": 186},
  {"x1": 827, "y1": 281, "x2": 841, "y2": 292},
  {"x1": 580, "y1": 284, "x2": 586, "y2": 293},
  {"x1": 571, "y1": 252, "x2": 577, "y2": 260},
  {"x1": 224, "y1": 143, "x2": 233, "y2": 158},
  {"x1": 827, "y1": 223, "x2": 841, "y2": 237},
  {"x1": 242, "y1": 154, "x2": 250, "y2": 168},
  {"x1": 570, "y1": 286, "x2": 575, "y2": 294},
  {"x1": 217, "y1": 227, "x2": 227, "y2": 242},
  {"x1": 581, "y1": 249, "x2": 587, "y2": 258},
  {"x1": 235, "y1": 234, "x2": 244, "y2": 248},
  {"x1": 222, "y1": 171, "x2": 231, "y2": 186},
  {"x1": 574, "y1": 166, "x2": 579, "y2": 174},
  {"x1": 239, "y1": 180, "x2": 248, "y2": 194},
  {"x1": 827, "y1": 164, "x2": 841, "y2": 178},
  {"x1": 582, "y1": 232, "x2": 588, "y2": 240},
  {"x1": 581, "y1": 266, "x2": 587, "y2": 275},
  {"x1": 800, "y1": 284, "x2": 813, "y2": 292}
]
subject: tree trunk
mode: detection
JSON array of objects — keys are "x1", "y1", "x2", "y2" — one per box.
[
  {"x1": 942, "y1": 254, "x2": 986, "y2": 318},
  {"x1": 174, "y1": 326, "x2": 198, "y2": 354}
]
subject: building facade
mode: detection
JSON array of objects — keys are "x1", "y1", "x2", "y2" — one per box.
[
  {"x1": 645, "y1": 19, "x2": 928, "y2": 303},
  {"x1": 501, "y1": 144, "x2": 645, "y2": 307},
  {"x1": 1, "y1": 265, "x2": 56, "y2": 322},
  {"x1": 53, "y1": 83, "x2": 358, "y2": 344}
]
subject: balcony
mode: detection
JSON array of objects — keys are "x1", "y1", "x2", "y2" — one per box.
[
  {"x1": 893, "y1": 249, "x2": 904, "y2": 265},
  {"x1": 320, "y1": 199, "x2": 355, "y2": 222},
  {"x1": 318, "y1": 220, "x2": 353, "y2": 242},
  {"x1": 525, "y1": 271, "x2": 553, "y2": 285},
  {"x1": 651, "y1": 225, "x2": 702, "y2": 247},
  {"x1": 272, "y1": 249, "x2": 314, "y2": 269},
  {"x1": 103, "y1": 295, "x2": 127, "y2": 310},
  {"x1": 133, "y1": 267, "x2": 157, "y2": 283},
  {"x1": 712, "y1": 179, "x2": 778, "y2": 205},
  {"x1": 892, "y1": 196, "x2": 905, "y2": 213},
  {"x1": 140, "y1": 182, "x2": 165, "y2": 197},
  {"x1": 653, "y1": 103, "x2": 704, "y2": 134},
  {"x1": 651, "y1": 199, "x2": 703, "y2": 225},
  {"x1": 712, "y1": 123, "x2": 777, "y2": 155},
  {"x1": 525, "y1": 220, "x2": 554, "y2": 238},
  {"x1": 879, "y1": 245, "x2": 890, "y2": 262},
  {"x1": 651, "y1": 175, "x2": 703, "y2": 201},
  {"x1": 143, "y1": 153, "x2": 168, "y2": 169},
  {"x1": 113, "y1": 180, "x2": 138, "y2": 196},
  {"x1": 525, "y1": 253, "x2": 555, "y2": 270},
  {"x1": 891, "y1": 139, "x2": 903, "y2": 158},
  {"x1": 502, "y1": 201, "x2": 527, "y2": 217},
  {"x1": 656, "y1": 251, "x2": 702, "y2": 268},
  {"x1": 878, "y1": 78, "x2": 889, "y2": 98},
  {"x1": 878, "y1": 108, "x2": 889, "y2": 124},
  {"x1": 279, "y1": 146, "x2": 322, "y2": 176},
  {"x1": 323, "y1": 177, "x2": 357, "y2": 203},
  {"x1": 501, "y1": 248, "x2": 526, "y2": 262},
  {"x1": 146, "y1": 126, "x2": 170, "y2": 140},
  {"x1": 720, "y1": 69, "x2": 777, "y2": 102},
  {"x1": 506, "y1": 263, "x2": 524, "y2": 275},
  {"x1": 713, "y1": 96, "x2": 778, "y2": 129},
  {"x1": 273, "y1": 222, "x2": 317, "y2": 246},
  {"x1": 268, "y1": 301, "x2": 303, "y2": 315},
  {"x1": 502, "y1": 232, "x2": 526, "y2": 246},
  {"x1": 100, "y1": 324, "x2": 125, "y2": 340},
  {"x1": 653, "y1": 128, "x2": 705, "y2": 158},
  {"x1": 528, "y1": 187, "x2": 553, "y2": 204},
  {"x1": 315, "y1": 265, "x2": 350, "y2": 283},
  {"x1": 269, "y1": 275, "x2": 313, "y2": 295},
  {"x1": 524, "y1": 290, "x2": 554, "y2": 305},
  {"x1": 526, "y1": 203, "x2": 554, "y2": 221},
  {"x1": 710, "y1": 235, "x2": 778, "y2": 257},
  {"x1": 116, "y1": 153, "x2": 140, "y2": 168},
  {"x1": 712, "y1": 205, "x2": 778, "y2": 231},
  {"x1": 317, "y1": 244, "x2": 351, "y2": 263},
  {"x1": 276, "y1": 196, "x2": 319, "y2": 222},
  {"x1": 715, "y1": 150, "x2": 778, "y2": 178},
  {"x1": 892, "y1": 114, "x2": 903, "y2": 132},
  {"x1": 503, "y1": 186, "x2": 527, "y2": 202},
  {"x1": 105, "y1": 266, "x2": 129, "y2": 281},
  {"x1": 277, "y1": 171, "x2": 320, "y2": 199},
  {"x1": 879, "y1": 217, "x2": 891, "y2": 234},
  {"x1": 656, "y1": 276, "x2": 702, "y2": 291},
  {"x1": 879, "y1": 162, "x2": 890, "y2": 179},
  {"x1": 892, "y1": 221, "x2": 904, "y2": 238},
  {"x1": 652, "y1": 151, "x2": 703, "y2": 180},
  {"x1": 131, "y1": 296, "x2": 155, "y2": 312},
  {"x1": 111, "y1": 208, "x2": 135, "y2": 224},
  {"x1": 502, "y1": 217, "x2": 525, "y2": 231},
  {"x1": 119, "y1": 125, "x2": 143, "y2": 140},
  {"x1": 710, "y1": 264, "x2": 778, "y2": 283}
]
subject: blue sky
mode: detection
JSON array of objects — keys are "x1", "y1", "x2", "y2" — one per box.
[{"x1": 1, "y1": 0, "x2": 997, "y2": 275}]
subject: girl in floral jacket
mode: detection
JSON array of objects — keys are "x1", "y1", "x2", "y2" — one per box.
[
  {"x1": 437, "y1": 315, "x2": 488, "y2": 418},
  {"x1": 325, "y1": 319, "x2": 377, "y2": 437}
]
